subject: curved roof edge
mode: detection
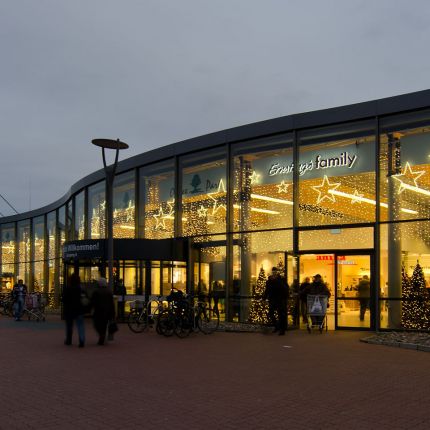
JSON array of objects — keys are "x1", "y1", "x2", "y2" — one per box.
[{"x1": 2, "y1": 88, "x2": 430, "y2": 224}]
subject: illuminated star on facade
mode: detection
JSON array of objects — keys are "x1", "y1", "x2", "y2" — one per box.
[
  {"x1": 392, "y1": 162, "x2": 425, "y2": 194},
  {"x1": 100, "y1": 200, "x2": 106, "y2": 212},
  {"x1": 350, "y1": 189, "x2": 364, "y2": 204},
  {"x1": 197, "y1": 205, "x2": 208, "y2": 218},
  {"x1": 276, "y1": 180, "x2": 291, "y2": 193},
  {"x1": 165, "y1": 199, "x2": 175, "y2": 218},
  {"x1": 208, "y1": 179, "x2": 227, "y2": 215},
  {"x1": 311, "y1": 175, "x2": 341, "y2": 204},
  {"x1": 153, "y1": 207, "x2": 166, "y2": 229},
  {"x1": 250, "y1": 170, "x2": 260, "y2": 185}
]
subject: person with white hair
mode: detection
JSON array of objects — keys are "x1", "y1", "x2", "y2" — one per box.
[{"x1": 91, "y1": 277, "x2": 115, "y2": 345}]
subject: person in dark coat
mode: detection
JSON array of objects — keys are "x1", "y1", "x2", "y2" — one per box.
[
  {"x1": 263, "y1": 267, "x2": 289, "y2": 335},
  {"x1": 304, "y1": 274, "x2": 331, "y2": 326},
  {"x1": 92, "y1": 278, "x2": 115, "y2": 345},
  {"x1": 357, "y1": 275, "x2": 371, "y2": 321},
  {"x1": 299, "y1": 277, "x2": 311, "y2": 324},
  {"x1": 12, "y1": 279, "x2": 27, "y2": 321},
  {"x1": 62, "y1": 273, "x2": 85, "y2": 347}
]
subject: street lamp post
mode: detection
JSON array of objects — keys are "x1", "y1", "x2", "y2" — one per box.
[{"x1": 91, "y1": 138, "x2": 129, "y2": 291}]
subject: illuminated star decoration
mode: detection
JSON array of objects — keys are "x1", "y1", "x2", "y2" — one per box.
[
  {"x1": 350, "y1": 189, "x2": 364, "y2": 204},
  {"x1": 125, "y1": 200, "x2": 135, "y2": 222},
  {"x1": 311, "y1": 175, "x2": 341, "y2": 204},
  {"x1": 113, "y1": 209, "x2": 119, "y2": 219},
  {"x1": 100, "y1": 200, "x2": 106, "y2": 212},
  {"x1": 392, "y1": 162, "x2": 425, "y2": 194},
  {"x1": 276, "y1": 180, "x2": 291, "y2": 194},
  {"x1": 197, "y1": 205, "x2": 208, "y2": 218},
  {"x1": 250, "y1": 170, "x2": 260, "y2": 185},
  {"x1": 153, "y1": 207, "x2": 166, "y2": 229},
  {"x1": 208, "y1": 179, "x2": 227, "y2": 215},
  {"x1": 165, "y1": 199, "x2": 175, "y2": 218}
]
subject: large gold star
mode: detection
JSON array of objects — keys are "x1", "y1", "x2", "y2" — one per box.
[
  {"x1": 276, "y1": 180, "x2": 291, "y2": 194},
  {"x1": 153, "y1": 207, "x2": 166, "y2": 229},
  {"x1": 208, "y1": 178, "x2": 227, "y2": 215},
  {"x1": 392, "y1": 162, "x2": 425, "y2": 194},
  {"x1": 311, "y1": 175, "x2": 341, "y2": 204}
]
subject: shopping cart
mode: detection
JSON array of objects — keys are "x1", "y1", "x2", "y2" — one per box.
[
  {"x1": 23, "y1": 293, "x2": 46, "y2": 322},
  {"x1": 306, "y1": 294, "x2": 328, "y2": 333}
]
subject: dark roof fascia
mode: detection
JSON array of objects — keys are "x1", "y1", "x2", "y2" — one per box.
[{"x1": 1, "y1": 89, "x2": 430, "y2": 225}]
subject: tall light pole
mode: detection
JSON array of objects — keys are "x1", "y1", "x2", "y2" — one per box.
[{"x1": 91, "y1": 138, "x2": 129, "y2": 290}]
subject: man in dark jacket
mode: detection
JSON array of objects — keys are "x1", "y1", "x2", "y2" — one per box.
[
  {"x1": 357, "y1": 275, "x2": 371, "y2": 321},
  {"x1": 62, "y1": 273, "x2": 85, "y2": 347},
  {"x1": 299, "y1": 277, "x2": 311, "y2": 324},
  {"x1": 92, "y1": 278, "x2": 115, "y2": 345},
  {"x1": 12, "y1": 279, "x2": 27, "y2": 321},
  {"x1": 263, "y1": 267, "x2": 289, "y2": 335},
  {"x1": 304, "y1": 274, "x2": 331, "y2": 326}
]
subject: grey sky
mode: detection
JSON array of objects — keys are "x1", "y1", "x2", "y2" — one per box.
[{"x1": 1, "y1": 0, "x2": 430, "y2": 216}]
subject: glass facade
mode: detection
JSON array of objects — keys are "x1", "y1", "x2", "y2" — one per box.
[{"x1": 1, "y1": 93, "x2": 430, "y2": 329}]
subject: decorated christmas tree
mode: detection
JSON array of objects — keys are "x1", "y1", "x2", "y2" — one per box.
[
  {"x1": 402, "y1": 262, "x2": 430, "y2": 329},
  {"x1": 248, "y1": 266, "x2": 269, "y2": 324}
]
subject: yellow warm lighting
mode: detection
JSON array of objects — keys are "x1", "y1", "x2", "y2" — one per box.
[
  {"x1": 251, "y1": 194, "x2": 293, "y2": 205},
  {"x1": 250, "y1": 207, "x2": 280, "y2": 215},
  {"x1": 119, "y1": 225, "x2": 135, "y2": 230}
]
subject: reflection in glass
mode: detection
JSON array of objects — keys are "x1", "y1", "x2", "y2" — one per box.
[
  {"x1": 233, "y1": 134, "x2": 293, "y2": 232},
  {"x1": 17, "y1": 220, "x2": 30, "y2": 286},
  {"x1": 33, "y1": 216, "x2": 45, "y2": 291},
  {"x1": 141, "y1": 161, "x2": 175, "y2": 239},
  {"x1": 88, "y1": 181, "x2": 106, "y2": 239},
  {"x1": 180, "y1": 149, "x2": 227, "y2": 237},
  {"x1": 298, "y1": 121, "x2": 375, "y2": 226},
  {"x1": 113, "y1": 171, "x2": 135, "y2": 238},
  {"x1": 74, "y1": 191, "x2": 85, "y2": 240},
  {"x1": 1, "y1": 223, "x2": 16, "y2": 283}
]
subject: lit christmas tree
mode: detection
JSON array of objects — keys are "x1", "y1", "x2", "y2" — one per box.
[
  {"x1": 402, "y1": 262, "x2": 430, "y2": 329},
  {"x1": 277, "y1": 257, "x2": 285, "y2": 277},
  {"x1": 248, "y1": 266, "x2": 269, "y2": 324}
]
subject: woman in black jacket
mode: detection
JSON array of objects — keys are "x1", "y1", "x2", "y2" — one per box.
[
  {"x1": 62, "y1": 273, "x2": 86, "y2": 347},
  {"x1": 91, "y1": 278, "x2": 115, "y2": 345}
]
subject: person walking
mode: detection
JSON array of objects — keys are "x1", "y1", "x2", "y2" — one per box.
[
  {"x1": 357, "y1": 275, "x2": 371, "y2": 321},
  {"x1": 11, "y1": 279, "x2": 27, "y2": 321},
  {"x1": 263, "y1": 267, "x2": 289, "y2": 335},
  {"x1": 304, "y1": 274, "x2": 331, "y2": 326},
  {"x1": 62, "y1": 273, "x2": 86, "y2": 347},
  {"x1": 91, "y1": 278, "x2": 115, "y2": 345}
]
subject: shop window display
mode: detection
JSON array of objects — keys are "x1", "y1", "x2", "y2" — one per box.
[
  {"x1": 298, "y1": 121, "x2": 375, "y2": 227},
  {"x1": 113, "y1": 171, "x2": 135, "y2": 238},
  {"x1": 47, "y1": 211, "x2": 56, "y2": 294},
  {"x1": 17, "y1": 220, "x2": 30, "y2": 287},
  {"x1": 32, "y1": 216, "x2": 45, "y2": 291},
  {"x1": 74, "y1": 191, "x2": 85, "y2": 240},
  {"x1": 1, "y1": 223, "x2": 15, "y2": 291},
  {"x1": 88, "y1": 181, "x2": 106, "y2": 239},
  {"x1": 140, "y1": 160, "x2": 175, "y2": 239}
]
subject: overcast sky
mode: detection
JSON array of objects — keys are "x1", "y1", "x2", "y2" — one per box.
[{"x1": 1, "y1": 0, "x2": 430, "y2": 216}]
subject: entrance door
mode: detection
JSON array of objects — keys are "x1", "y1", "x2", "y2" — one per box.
[
  {"x1": 298, "y1": 252, "x2": 373, "y2": 330},
  {"x1": 335, "y1": 253, "x2": 372, "y2": 329}
]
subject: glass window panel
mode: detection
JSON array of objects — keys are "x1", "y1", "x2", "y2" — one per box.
[
  {"x1": 1, "y1": 223, "x2": 15, "y2": 281},
  {"x1": 380, "y1": 110, "x2": 430, "y2": 222},
  {"x1": 47, "y1": 211, "x2": 56, "y2": 294},
  {"x1": 140, "y1": 160, "x2": 175, "y2": 239},
  {"x1": 66, "y1": 200, "x2": 73, "y2": 241},
  {"x1": 88, "y1": 181, "x2": 106, "y2": 239},
  {"x1": 380, "y1": 221, "x2": 430, "y2": 330},
  {"x1": 74, "y1": 191, "x2": 85, "y2": 240},
  {"x1": 17, "y1": 220, "x2": 30, "y2": 286},
  {"x1": 113, "y1": 171, "x2": 135, "y2": 238},
  {"x1": 33, "y1": 216, "x2": 45, "y2": 291},
  {"x1": 299, "y1": 227, "x2": 373, "y2": 251},
  {"x1": 233, "y1": 134, "x2": 293, "y2": 232},
  {"x1": 298, "y1": 121, "x2": 375, "y2": 226},
  {"x1": 180, "y1": 148, "x2": 227, "y2": 237}
]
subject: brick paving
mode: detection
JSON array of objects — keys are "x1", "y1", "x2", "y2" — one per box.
[{"x1": 1, "y1": 315, "x2": 430, "y2": 430}]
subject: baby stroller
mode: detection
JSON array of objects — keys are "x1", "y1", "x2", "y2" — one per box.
[
  {"x1": 24, "y1": 293, "x2": 46, "y2": 322},
  {"x1": 306, "y1": 294, "x2": 328, "y2": 333}
]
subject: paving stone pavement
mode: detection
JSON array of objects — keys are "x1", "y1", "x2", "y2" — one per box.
[{"x1": 1, "y1": 315, "x2": 430, "y2": 430}]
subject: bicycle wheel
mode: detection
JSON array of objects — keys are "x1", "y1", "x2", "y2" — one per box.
[
  {"x1": 127, "y1": 310, "x2": 147, "y2": 333},
  {"x1": 197, "y1": 307, "x2": 219, "y2": 334},
  {"x1": 156, "y1": 310, "x2": 175, "y2": 337},
  {"x1": 174, "y1": 309, "x2": 193, "y2": 338}
]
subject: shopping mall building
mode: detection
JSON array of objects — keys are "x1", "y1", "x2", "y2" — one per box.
[{"x1": 2, "y1": 89, "x2": 430, "y2": 331}]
